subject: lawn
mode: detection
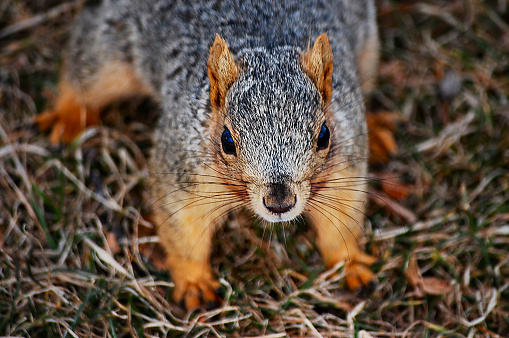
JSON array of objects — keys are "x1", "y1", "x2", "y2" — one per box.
[{"x1": 1, "y1": 0, "x2": 508, "y2": 336}]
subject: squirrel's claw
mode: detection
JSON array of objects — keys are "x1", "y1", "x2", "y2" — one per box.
[{"x1": 35, "y1": 110, "x2": 81, "y2": 144}]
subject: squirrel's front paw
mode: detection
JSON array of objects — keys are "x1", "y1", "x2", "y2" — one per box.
[
  {"x1": 325, "y1": 249, "x2": 378, "y2": 290},
  {"x1": 345, "y1": 261, "x2": 375, "y2": 290},
  {"x1": 170, "y1": 260, "x2": 223, "y2": 311},
  {"x1": 174, "y1": 278, "x2": 223, "y2": 311},
  {"x1": 343, "y1": 250, "x2": 378, "y2": 290}
]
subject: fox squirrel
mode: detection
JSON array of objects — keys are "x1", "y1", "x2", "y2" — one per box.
[{"x1": 37, "y1": 0, "x2": 380, "y2": 310}]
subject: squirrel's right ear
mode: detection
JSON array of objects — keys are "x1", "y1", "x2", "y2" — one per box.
[
  {"x1": 302, "y1": 33, "x2": 334, "y2": 105},
  {"x1": 208, "y1": 35, "x2": 239, "y2": 108}
]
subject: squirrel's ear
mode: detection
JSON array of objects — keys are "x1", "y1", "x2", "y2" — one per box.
[
  {"x1": 208, "y1": 35, "x2": 239, "y2": 108},
  {"x1": 302, "y1": 33, "x2": 333, "y2": 105}
]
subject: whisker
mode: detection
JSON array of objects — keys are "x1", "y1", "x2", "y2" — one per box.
[
  {"x1": 305, "y1": 201, "x2": 353, "y2": 261},
  {"x1": 310, "y1": 192, "x2": 365, "y2": 207},
  {"x1": 308, "y1": 197, "x2": 363, "y2": 234},
  {"x1": 307, "y1": 197, "x2": 364, "y2": 235},
  {"x1": 153, "y1": 194, "x2": 243, "y2": 229},
  {"x1": 202, "y1": 161, "x2": 249, "y2": 185},
  {"x1": 149, "y1": 170, "x2": 247, "y2": 185},
  {"x1": 155, "y1": 193, "x2": 242, "y2": 213},
  {"x1": 148, "y1": 183, "x2": 246, "y2": 211}
]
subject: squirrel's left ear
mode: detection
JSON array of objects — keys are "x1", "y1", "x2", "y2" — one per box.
[
  {"x1": 302, "y1": 33, "x2": 333, "y2": 105},
  {"x1": 208, "y1": 35, "x2": 239, "y2": 108}
]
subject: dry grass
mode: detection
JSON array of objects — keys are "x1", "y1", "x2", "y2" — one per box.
[{"x1": 1, "y1": 0, "x2": 508, "y2": 336}]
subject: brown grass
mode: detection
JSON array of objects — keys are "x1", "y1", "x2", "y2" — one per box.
[{"x1": 1, "y1": 0, "x2": 508, "y2": 336}]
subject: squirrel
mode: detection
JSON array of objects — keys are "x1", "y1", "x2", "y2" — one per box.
[{"x1": 36, "y1": 0, "x2": 380, "y2": 310}]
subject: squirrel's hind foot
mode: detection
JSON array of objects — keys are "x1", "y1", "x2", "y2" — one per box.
[{"x1": 35, "y1": 84, "x2": 100, "y2": 144}]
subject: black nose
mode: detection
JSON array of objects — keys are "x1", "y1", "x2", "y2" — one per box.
[{"x1": 263, "y1": 183, "x2": 296, "y2": 214}]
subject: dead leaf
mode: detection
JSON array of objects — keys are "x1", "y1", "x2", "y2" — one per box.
[
  {"x1": 369, "y1": 188, "x2": 417, "y2": 223},
  {"x1": 405, "y1": 254, "x2": 452, "y2": 297},
  {"x1": 379, "y1": 175, "x2": 411, "y2": 201},
  {"x1": 367, "y1": 112, "x2": 399, "y2": 164},
  {"x1": 420, "y1": 276, "x2": 453, "y2": 296},
  {"x1": 405, "y1": 254, "x2": 422, "y2": 293}
]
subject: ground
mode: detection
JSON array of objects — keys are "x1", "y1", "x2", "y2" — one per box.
[{"x1": 1, "y1": 0, "x2": 508, "y2": 336}]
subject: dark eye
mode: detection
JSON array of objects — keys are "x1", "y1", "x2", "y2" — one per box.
[
  {"x1": 221, "y1": 127, "x2": 237, "y2": 156},
  {"x1": 317, "y1": 123, "x2": 330, "y2": 151}
]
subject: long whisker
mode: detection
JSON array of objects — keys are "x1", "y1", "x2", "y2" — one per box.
[
  {"x1": 148, "y1": 181, "x2": 245, "y2": 210},
  {"x1": 305, "y1": 201, "x2": 353, "y2": 261},
  {"x1": 191, "y1": 201, "x2": 248, "y2": 255},
  {"x1": 307, "y1": 196, "x2": 365, "y2": 238},
  {"x1": 308, "y1": 196, "x2": 364, "y2": 232},
  {"x1": 150, "y1": 171, "x2": 247, "y2": 185},
  {"x1": 154, "y1": 194, "x2": 242, "y2": 229}
]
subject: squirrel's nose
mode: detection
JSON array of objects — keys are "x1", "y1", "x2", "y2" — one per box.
[
  {"x1": 263, "y1": 198, "x2": 296, "y2": 214},
  {"x1": 263, "y1": 183, "x2": 296, "y2": 214}
]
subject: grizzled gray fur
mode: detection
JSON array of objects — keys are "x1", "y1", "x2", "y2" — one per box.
[{"x1": 65, "y1": 0, "x2": 375, "y2": 185}]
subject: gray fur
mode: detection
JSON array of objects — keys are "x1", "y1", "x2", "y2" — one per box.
[{"x1": 64, "y1": 0, "x2": 374, "y2": 215}]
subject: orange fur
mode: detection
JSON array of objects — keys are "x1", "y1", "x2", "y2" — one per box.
[
  {"x1": 308, "y1": 169, "x2": 376, "y2": 290},
  {"x1": 36, "y1": 61, "x2": 153, "y2": 144},
  {"x1": 151, "y1": 166, "x2": 234, "y2": 309}
]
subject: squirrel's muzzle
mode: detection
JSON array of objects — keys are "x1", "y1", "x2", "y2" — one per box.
[{"x1": 262, "y1": 183, "x2": 297, "y2": 215}]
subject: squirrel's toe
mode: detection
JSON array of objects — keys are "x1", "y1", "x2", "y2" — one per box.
[
  {"x1": 36, "y1": 108, "x2": 86, "y2": 145},
  {"x1": 36, "y1": 96, "x2": 101, "y2": 145},
  {"x1": 35, "y1": 110, "x2": 59, "y2": 131}
]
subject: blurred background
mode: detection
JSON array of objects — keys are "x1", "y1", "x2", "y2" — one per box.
[{"x1": 1, "y1": 0, "x2": 508, "y2": 336}]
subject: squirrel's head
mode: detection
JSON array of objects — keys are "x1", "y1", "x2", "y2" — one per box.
[{"x1": 208, "y1": 34, "x2": 336, "y2": 223}]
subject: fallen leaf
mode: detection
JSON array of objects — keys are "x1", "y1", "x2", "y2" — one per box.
[
  {"x1": 378, "y1": 174, "x2": 411, "y2": 201},
  {"x1": 420, "y1": 276, "x2": 453, "y2": 296},
  {"x1": 405, "y1": 254, "x2": 422, "y2": 293},
  {"x1": 369, "y1": 188, "x2": 417, "y2": 223},
  {"x1": 405, "y1": 254, "x2": 452, "y2": 297},
  {"x1": 366, "y1": 112, "x2": 399, "y2": 164}
]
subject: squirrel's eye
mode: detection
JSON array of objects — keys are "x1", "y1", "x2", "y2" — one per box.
[
  {"x1": 317, "y1": 123, "x2": 330, "y2": 151},
  {"x1": 221, "y1": 127, "x2": 237, "y2": 156}
]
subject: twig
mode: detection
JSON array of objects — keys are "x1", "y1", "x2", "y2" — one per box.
[
  {"x1": 0, "y1": 0, "x2": 85, "y2": 39},
  {"x1": 372, "y1": 214, "x2": 460, "y2": 241}
]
